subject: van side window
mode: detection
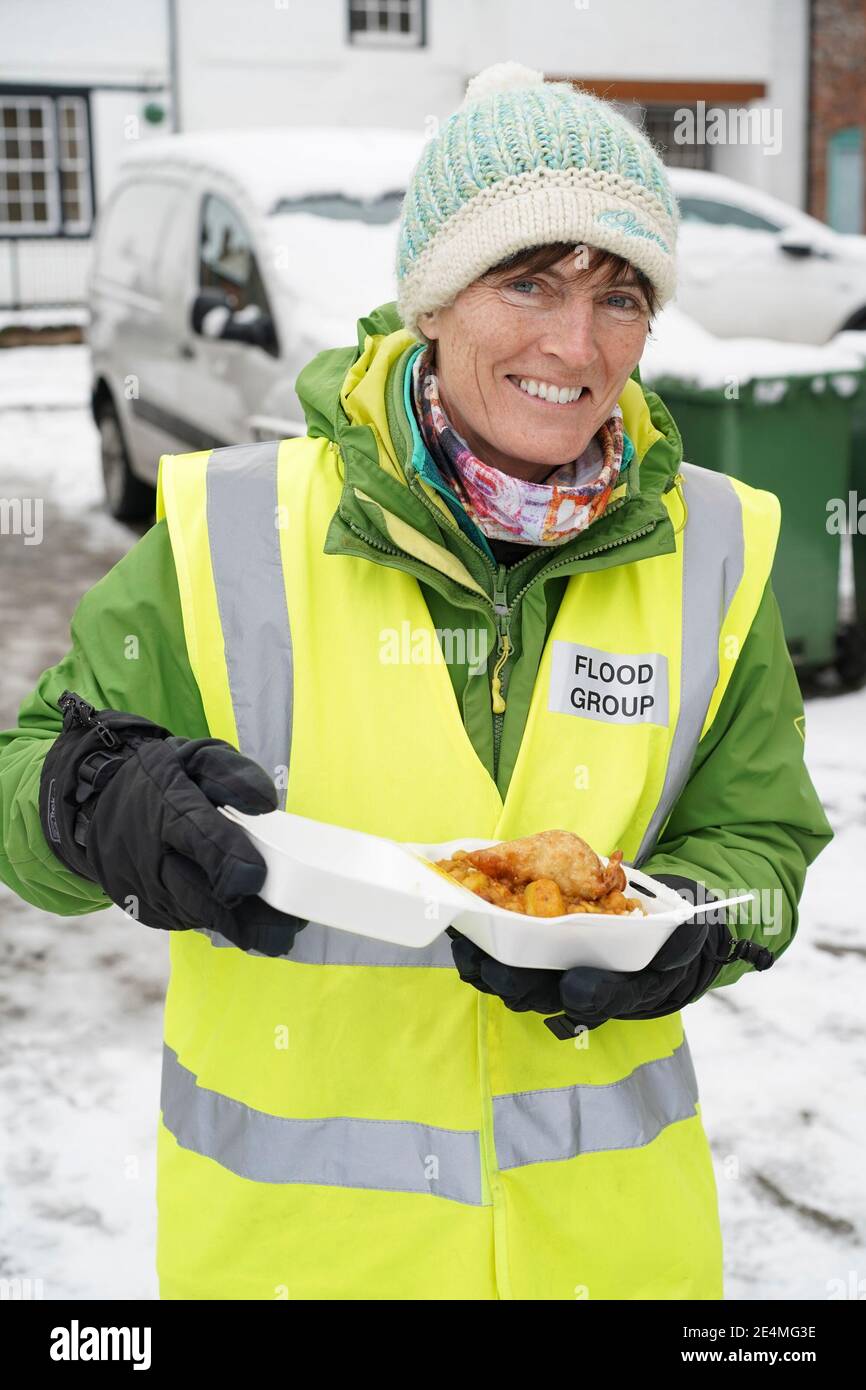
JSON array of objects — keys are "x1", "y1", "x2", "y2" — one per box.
[{"x1": 199, "y1": 194, "x2": 273, "y2": 320}]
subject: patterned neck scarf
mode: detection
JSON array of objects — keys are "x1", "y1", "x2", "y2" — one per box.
[{"x1": 411, "y1": 348, "x2": 627, "y2": 547}]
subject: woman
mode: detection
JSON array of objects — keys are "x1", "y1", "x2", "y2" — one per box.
[{"x1": 0, "y1": 64, "x2": 833, "y2": 1300}]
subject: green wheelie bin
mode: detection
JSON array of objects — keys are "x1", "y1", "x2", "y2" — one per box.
[
  {"x1": 832, "y1": 331, "x2": 866, "y2": 677},
  {"x1": 644, "y1": 328, "x2": 864, "y2": 677}
]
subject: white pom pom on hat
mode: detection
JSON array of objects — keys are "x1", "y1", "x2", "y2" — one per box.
[{"x1": 459, "y1": 62, "x2": 546, "y2": 109}]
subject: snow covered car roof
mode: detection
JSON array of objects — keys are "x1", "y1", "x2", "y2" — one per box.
[{"x1": 116, "y1": 126, "x2": 427, "y2": 216}]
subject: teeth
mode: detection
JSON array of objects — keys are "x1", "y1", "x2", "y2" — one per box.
[{"x1": 517, "y1": 377, "x2": 583, "y2": 403}]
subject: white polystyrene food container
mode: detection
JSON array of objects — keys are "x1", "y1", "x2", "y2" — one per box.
[{"x1": 218, "y1": 806, "x2": 741, "y2": 971}]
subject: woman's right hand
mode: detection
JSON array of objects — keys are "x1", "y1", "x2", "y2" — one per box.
[{"x1": 39, "y1": 692, "x2": 305, "y2": 957}]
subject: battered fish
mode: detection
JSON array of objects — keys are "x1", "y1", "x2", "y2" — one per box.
[{"x1": 464, "y1": 829, "x2": 626, "y2": 901}]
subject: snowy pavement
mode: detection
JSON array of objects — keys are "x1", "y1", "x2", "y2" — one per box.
[{"x1": 0, "y1": 345, "x2": 863, "y2": 1302}]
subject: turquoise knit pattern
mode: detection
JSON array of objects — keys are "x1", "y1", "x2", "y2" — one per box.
[{"x1": 397, "y1": 85, "x2": 676, "y2": 283}]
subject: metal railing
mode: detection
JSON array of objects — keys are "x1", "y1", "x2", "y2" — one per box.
[{"x1": 0, "y1": 237, "x2": 92, "y2": 309}]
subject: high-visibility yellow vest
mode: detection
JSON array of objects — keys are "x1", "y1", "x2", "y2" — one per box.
[{"x1": 154, "y1": 433, "x2": 779, "y2": 1300}]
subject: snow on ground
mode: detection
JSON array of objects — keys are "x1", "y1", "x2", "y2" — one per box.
[
  {"x1": 0, "y1": 343, "x2": 864, "y2": 1301},
  {"x1": 0, "y1": 345, "x2": 164, "y2": 1301},
  {"x1": 0, "y1": 344, "x2": 92, "y2": 413},
  {"x1": 687, "y1": 688, "x2": 866, "y2": 1301}
]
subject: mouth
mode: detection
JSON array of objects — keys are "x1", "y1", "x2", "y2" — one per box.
[{"x1": 505, "y1": 375, "x2": 588, "y2": 408}]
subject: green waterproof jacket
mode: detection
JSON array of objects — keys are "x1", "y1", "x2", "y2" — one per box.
[{"x1": 0, "y1": 301, "x2": 834, "y2": 995}]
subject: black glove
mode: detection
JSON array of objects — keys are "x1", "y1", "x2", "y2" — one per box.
[
  {"x1": 39, "y1": 690, "x2": 306, "y2": 957},
  {"x1": 448, "y1": 874, "x2": 775, "y2": 1040}
]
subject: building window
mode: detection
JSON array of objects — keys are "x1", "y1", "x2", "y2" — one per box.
[
  {"x1": 57, "y1": 97, "x2": 92, "y2": 233},
  {"x1": 641, "y1": 105, "x2": 712, "y2": 170},
  {"x1": 827, "y1": 126, "x2": 864, "y2": 234},
  {"x1": 348, "y1": 0, "x2": 425, "y2": 47},
  {"x1": 0, "y1": 91, "x2": 93, "y2": 236}
]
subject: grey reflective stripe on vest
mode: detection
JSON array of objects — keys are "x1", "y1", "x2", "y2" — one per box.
[
  {"x1": 160, "y1": 1038, "x2": 698, "y2": 1198},
  {"x1": 633, "y1": 464, "x2": 745, "y2": 865},
  {"x1": 199, "y1": 923, "x2": 456, "y2": 967},
  {"x1": 161, "y1": 1043, "x2": 484, "y2": 1204},
  {"x1": 207, "y1": 440, "x2": 293, "y2": 810},
  {"x1": 203, "y1": 440, "x2": 455, "y2": 968},
  {"x1": 493, "y1": 1036, "x2": 699, "y2": 1170}
]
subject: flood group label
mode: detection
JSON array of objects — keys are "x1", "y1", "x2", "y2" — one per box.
[{"x1": 549, "y1": 640, "x2": 669, "y2": 726}]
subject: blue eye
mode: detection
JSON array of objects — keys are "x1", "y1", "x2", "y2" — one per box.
[
  {"x1": 606, "y1": 292, "x2": 643, "y2": 313},
  {"x1": 509, "y1": 279, "x2": 538, "y2": 294}
]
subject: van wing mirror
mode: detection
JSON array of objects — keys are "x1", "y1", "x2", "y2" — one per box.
[
  {"x1": 191, "y1": 291, "x2": 277, "y2": 352},
  {"x1": 191, "y1": 288, "x2": 233, "y2": 335},
  {"x1": 776, "y1": 230, "x2": 832, "y2": 261}
]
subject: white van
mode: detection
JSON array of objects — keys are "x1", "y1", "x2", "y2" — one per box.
[{"x1": 87, "y1": 126, "x2": 424, "y2": 518}]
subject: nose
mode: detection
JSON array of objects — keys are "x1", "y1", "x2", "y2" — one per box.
[{"x1": 536, "y1": 297, "x2": 600, "y2": 377}]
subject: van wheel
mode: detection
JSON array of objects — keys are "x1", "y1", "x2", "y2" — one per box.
[{"x1": 97, "y1": 400, "x2": 155, "y2": 521}]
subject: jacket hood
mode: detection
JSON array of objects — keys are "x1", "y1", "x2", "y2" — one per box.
[{"x1": 296, "y1": 300, "x2": 410, "y2": 450}]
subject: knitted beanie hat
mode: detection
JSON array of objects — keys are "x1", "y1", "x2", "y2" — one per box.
[{"x1": 395, "y1": 62, "x2": 679, "y2": 341}]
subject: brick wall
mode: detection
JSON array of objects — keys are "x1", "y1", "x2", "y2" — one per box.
[{"x1": 809, "y1": 0, "x2": 866, "y2": 226}]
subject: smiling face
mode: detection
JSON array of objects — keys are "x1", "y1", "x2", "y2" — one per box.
[{"x1": 418, "y1": 244, "x2": 654, "y2": 482}]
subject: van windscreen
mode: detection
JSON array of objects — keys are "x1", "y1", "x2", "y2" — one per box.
[{"x1": 269, "y1": 191, "x2": 404, "y2": 224}]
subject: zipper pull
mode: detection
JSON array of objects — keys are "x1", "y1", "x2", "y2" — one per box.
[
  {"x1": 491, "y1": 633, "x2": 511, "y2": 714},
  {"x1": 58, "y1": 690, "x2": 120, "y2": 749},
  {"x1": 58, "y1": 690, "x2": 92, "y2": 728},
  {"x1": 490, "y1": 565, "x2": 511, "y2": 714}
]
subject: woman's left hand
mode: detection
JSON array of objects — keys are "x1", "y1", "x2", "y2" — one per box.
[{"x1": 447, "y1": 876, "x2": 773, "y2": 1038}]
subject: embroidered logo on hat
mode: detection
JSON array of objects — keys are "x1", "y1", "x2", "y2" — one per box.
[{"x1": 595, "y1": 209, "x2": 671, "y2": 254}]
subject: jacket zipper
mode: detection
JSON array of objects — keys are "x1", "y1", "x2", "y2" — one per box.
[{"x1": 491, "y1": 565, "x2": 511, "y2": 775}]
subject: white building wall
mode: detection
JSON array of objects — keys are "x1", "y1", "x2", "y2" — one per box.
[
  {"x1": 172, "y1": 0, "x2": 473, "y2": 133},
  {"x1": 90, "y1": 89, "x2": 173, "y2": 205},
  {"x1": 173, "y1": 0, "x2": 809, "y2": 208},
  {"x1": 0, "y1": 0, "x2": 168, "y2": 87}
]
